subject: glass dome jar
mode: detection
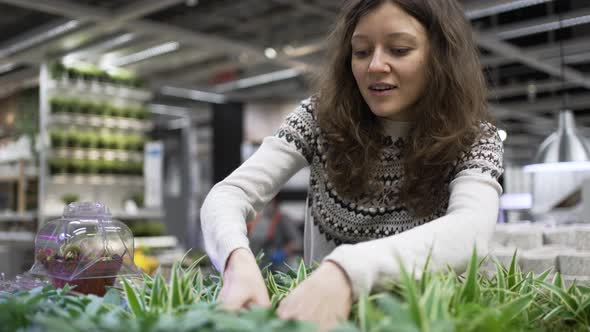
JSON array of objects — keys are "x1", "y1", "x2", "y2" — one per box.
[{"x1": 30, "y1": 202, "x2": 140, "y2": 296}]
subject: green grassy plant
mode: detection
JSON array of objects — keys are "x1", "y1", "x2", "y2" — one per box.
[{"x1": 2, "y1": 248, "x2": 590, "y2": 332}]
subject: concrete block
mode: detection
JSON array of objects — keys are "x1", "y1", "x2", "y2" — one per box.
[
  {"x1": 492, "y1": 223, "x2": 543, "y2": 250},
  {"x1": 519, "y1": 245, "x2": 572, "y2": 275},
  {"x1": 558, "y1": 252, "x2": 590, "y2": 276},
  {"x1": 543, "y1": 226, "x2": 576, "y2": 247},
  {"x1": 573, "y1": 224, "x2": 590, "y2": 251},
  {"x1": 562, "y1": 275, "x2": 590, "y2": 288}
]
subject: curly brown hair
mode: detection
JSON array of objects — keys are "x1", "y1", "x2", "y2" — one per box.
[{"x1": 314, "y1": 0, "x2": 492, "y2": 216}]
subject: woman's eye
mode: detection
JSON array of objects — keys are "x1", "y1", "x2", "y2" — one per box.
[
  {"x1": 392, "y1": 48, "x2": 411, "y2": 55},
  {"x1": 353, "y1": 50, "x2": 369, "y2": 58}
]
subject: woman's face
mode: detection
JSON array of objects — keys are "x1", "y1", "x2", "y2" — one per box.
[{"x1": 351, "y1": 2, "x2": 429, "y2": 121}]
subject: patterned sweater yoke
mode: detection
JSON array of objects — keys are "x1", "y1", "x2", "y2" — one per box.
[{"x1": 274, "y1": 98, "x2": 504, "y2": 246}]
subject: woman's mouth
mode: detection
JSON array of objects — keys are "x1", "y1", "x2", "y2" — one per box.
[{"x1": 368, "y1": 83, "x2": 398, "y2": 96}]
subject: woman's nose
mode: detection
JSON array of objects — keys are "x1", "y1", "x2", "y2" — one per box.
[{"x1": 368, "y1": 49, "x2": 390, "y2": 73}]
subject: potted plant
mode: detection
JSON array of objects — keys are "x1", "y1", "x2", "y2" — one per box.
[
  {"x1": 49, "y1": 158, "x2": 68, "y2": 175},
  {"x1": 101, "y1": 159, "x2": 115, "y2": 175},
  {"x1": 98, "y1": 131, "x2": 113, "y2": 150},
  {"x1": 127, "y1": 135, "x2": 145, "y2": 151},
  {"x1": 50, "y1": 131, "x2": 66, "y2": 148},
  {"x1": 68, "y1": 99, "x2": 82, "y2": 114},
  {"x1": 64, "y1": 131, "x2": 77, "y2": 148},
  {"x1": 49, "y1": 62, "x2": 66, "y2": 80},
  {"x1": 131, "y1": 161, "x2": 143, "y2": 176},
  {"x1": 78, "y1": 132, "x2": 92, "y2": 148},
  {"x1": 70, "y1": 159, "x2": 86, "y2": 174},
  {"x1": 35, "y1": 242, "x2": 123, "y2": 296},
  {"x1": 136, "y1": 107, "x2": 149, "y2": 120},
  {"x1": 112, "y1": 134, "x2": 126, "y2": 150},
  {"x1": 50, "y1": 97, "x2": 65, "y2": 114},
  {"x1": 130, "y1": 193, "x2": 144, "y2": 208},
  {"x1": 61, "y1": 193, "x2": 79, "y2": 205},
  {"x1": 87, "y1": 159, "x2": 100, "y2": 174},
  {"x1": 78, "y1": 101, "x2": 93, "y2": 115},
  {"x1": 111, "y1": 159, "x2": 125, "y2": 174}
]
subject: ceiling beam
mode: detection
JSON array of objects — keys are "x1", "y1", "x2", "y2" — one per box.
[
  {"x1": 487, "y1": 6, "x2": 590, "y2": 40},
  {"x1": 481, "y1": 36, "x2": 590, "y2": 67},
  {"x1": 499, "y1": 94, "x2": 590, "y2": 113},
  {"x1": 463, "y1": 0, "x2": 554, "y2": 20},
  {"x1": 0, "y1": 0, "x2": 312, "y2": 71},
  {"x1": 489, "y1": 79, "x2": 577, "y2": 99},
  {"x1": 0, "y1": 0, "x2": 184, "y2": 63},
  {"x1": 0, "y1": 67, "x2": 39, "y2": 99},
  {"x1": 475, "y1": 31, "x2": 590, "y2": 90},
  {"x1": 129, "y1": 49, "x2": 222, "y2": 77}
]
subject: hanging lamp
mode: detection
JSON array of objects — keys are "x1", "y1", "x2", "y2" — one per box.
[
  {"x1": 523, "y1": 6, "x2": 590, "y2": 173},
  {"x1": 523, "y1": 110, "x2": 590, "y2": 172}
]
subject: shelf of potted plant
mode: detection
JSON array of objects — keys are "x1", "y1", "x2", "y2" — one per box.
[
  {"x1": 47, "y1": 63, "x2": 151, "y2": 102},
  {"x1": 49, "y1": 113, "x2": 152, "y2": 132},
  {"x1": 39, "y1": 62, "x2": 153, "y2": 235},
  {"x1": 50, "y1": 174, "x2": 144, "y2": 186},
  {"x1": 51, "y1": 148, "x2": 143, "y2": 161}
]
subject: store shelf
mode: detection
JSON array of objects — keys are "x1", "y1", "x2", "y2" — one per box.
[
  {"x1": 51, "y1": 148, "x2": 143, "y2": 161},
  {"x1": 50, "y1": 174, "x2": 143, "y2": 186},
  {"x1": 113, "y1": 209, "x2": 164, "y2": 220},
  {"x1": 0, "y1": 173, "x2": 37, "y2": 182},
  {"x1": 49, "y1": 113, "x2": 152, "y2": 132},
  {"x1": 0, "y1": 231, "x2": 35, "y2": 242},
  {"x1": 0, "y1": 162, "x2": 37, "y2": 182},
  {"x1": 151, "y1": 248, "x2": 186, "y2": 265},
  {"x1": 0, "y1": 212, "x2": 36, "y2": 222},
  {"x1": 134, "y1": 236, "x2": 178, "y2": 249},
  {"x1": 47, "y1": 78, "x2": 152, "y2": 102},
  {"x1": 45, "y1": 209, "x2": 162, "y2": 221}
]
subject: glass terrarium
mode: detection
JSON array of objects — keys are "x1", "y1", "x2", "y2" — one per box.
[{"x1": 30, "y1": 202, "x2": 140, "y2": 296}]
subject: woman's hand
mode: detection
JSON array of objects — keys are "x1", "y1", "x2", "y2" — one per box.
[
  {"x1": 218, "y1": 248, "x2": 271, "y2": 310},
  {"x1": 277, "y1": 261, "x2": 353, "y2": 332}
]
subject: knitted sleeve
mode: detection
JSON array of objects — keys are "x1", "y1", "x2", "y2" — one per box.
[{"x1": 200, "y1": 99, "x2": 313, "y2": 272}]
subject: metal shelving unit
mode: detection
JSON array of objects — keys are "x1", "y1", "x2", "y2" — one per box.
[{"x1": 38, "y1": 64, "x2": 162, "y2": 224}]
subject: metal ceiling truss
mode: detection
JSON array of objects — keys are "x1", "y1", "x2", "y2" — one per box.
[{"x1": 0, "y1": 0, "x2": 588, "y2": 161}]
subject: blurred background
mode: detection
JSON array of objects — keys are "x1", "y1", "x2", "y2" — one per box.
[{"x1": 0, "y1": 0, "x2": 590, "y2": 278}]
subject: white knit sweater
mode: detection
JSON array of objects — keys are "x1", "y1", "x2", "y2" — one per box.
[{"x1": 201, "y1": 98, "x2": 504, "y2": 299}]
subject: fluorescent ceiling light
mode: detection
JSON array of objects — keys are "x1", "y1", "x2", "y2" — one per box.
[
  {"x1": 465, "y1": 0, "x2": 553, "y2": 20},
  {"x1": 150, "y1": 104, "x2": 192, "y2": 117},
  {"x1": 0, "y1": 20, "x2": 80, "y2": 57},
  {"x1": 264, "y1": 48, "x2": 277, "y2": 59},
  {"x1": 62, "y1": 33, "x2": 136, "y2": 66},
  {"x1": 0, "y1": 63, "x2": 16, "y2": 75},
  {"x1": 111, "y1": 41, "x2": 179, "y2": 66},
  {"x1": 214, "y1": 68, "x2": 301, "y2": 93},
  {"x1": 283, "y1": 41, "x2": 324, "y2": 57},
  {"x1": 160, "y1": 86, "x2": 227, "y2": 104},
  {"x1": 497, "y1": 14, "x2": 590, "y2": 39}
]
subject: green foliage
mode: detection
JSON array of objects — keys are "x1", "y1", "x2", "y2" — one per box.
[
  {"x1": 61, "y1": 193, "x2": 80, "y2": 205},
  {"x1": 3, "y1": 248, "x2": 590, "y2": 332}
]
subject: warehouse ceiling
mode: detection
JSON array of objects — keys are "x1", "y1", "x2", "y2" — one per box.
[{"x1": 0, "y1": 0, "x2": 589, "y2": 165}]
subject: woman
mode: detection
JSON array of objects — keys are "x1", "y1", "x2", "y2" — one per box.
[{"x1": 200, "y1": 0, "x2": 503, "y2": 331}]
